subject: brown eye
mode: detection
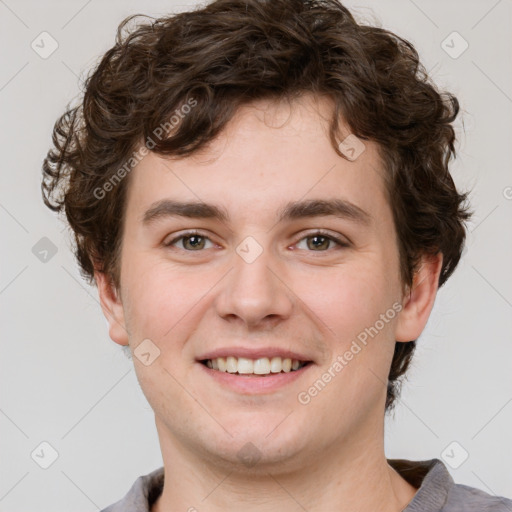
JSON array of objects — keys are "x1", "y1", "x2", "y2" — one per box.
[
  {"x1": 306, "y1": 235, "x2": 332, "y2": 251},
  {"x1": 165, "y1": 232, "x2": 214, "y2": 251},
  {"x1": 295, "y1": 231, "x2": 349, "y2": 251},
  {"x1": 181, "y1": 235, "x2": 207, "y2": 250}
]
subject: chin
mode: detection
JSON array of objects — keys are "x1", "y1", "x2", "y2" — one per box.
[{"x1": 199, "y1": 423, "x2": 310, "y2": 471}]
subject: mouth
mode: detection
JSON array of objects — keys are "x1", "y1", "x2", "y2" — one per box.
[{"x1": 199, "y1": 356, "x2": 313, "y2": 377}]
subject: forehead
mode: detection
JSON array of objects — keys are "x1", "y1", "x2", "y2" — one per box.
[{"x1": 124, "y1": 94, "x2": 391, "y2": 228}]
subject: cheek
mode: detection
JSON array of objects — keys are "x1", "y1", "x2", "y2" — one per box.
[
  {"x1": 123, "y1": 264, "x2": 204, "y2": 409},
  {"x1": 294, "y1": 259, "x2": 396, "y2": 342},
  {"x1": 296, "y1": 262, "x2": 399, "y2": 416},
  {"x1": 122, "y1": 257, "x2": 208, "y2": 340}
]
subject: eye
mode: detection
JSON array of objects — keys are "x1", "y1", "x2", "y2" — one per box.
[
  {"x1": 164, "y1": 231, "x2": 214, "y2": 251},
  {"x1": 163, "y1": 229, "x2": 349, "y2": 253},
  {"x1": 295, "y1": 231, "x2": 349, "y2": 251}
]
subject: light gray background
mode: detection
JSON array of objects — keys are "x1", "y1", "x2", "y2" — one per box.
[{"x1": 1, "y1": 0, "x2": 511, "y2": 510}]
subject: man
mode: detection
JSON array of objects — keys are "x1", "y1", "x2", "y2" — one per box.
[{"x1": 41, "y1": 0, "x2": 511, "y2": 510}]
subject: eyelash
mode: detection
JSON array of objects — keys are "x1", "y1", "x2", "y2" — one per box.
[{"x1": 163, "y1": 229, "x2": 350, "y2": 252}]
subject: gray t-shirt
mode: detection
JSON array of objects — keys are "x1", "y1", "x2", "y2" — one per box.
[{"x1": 100, "y1": 458, "x2": 512, "y2": 511}]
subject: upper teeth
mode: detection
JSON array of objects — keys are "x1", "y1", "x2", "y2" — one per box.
[{"x1": 205, "y1": 356, "x2": 305, "y2": 375}]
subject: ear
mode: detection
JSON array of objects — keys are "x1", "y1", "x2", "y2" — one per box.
[
  {"x1": 395, "y1": 252, "x2": 443, "y2": 343},
  {"x1": 94, "y1": 270, "x2": 129, "y2": 346}
]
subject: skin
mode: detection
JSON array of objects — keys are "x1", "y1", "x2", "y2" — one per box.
[{"x1": 96, "y1": 93, "x2": 442, "y2": 511}]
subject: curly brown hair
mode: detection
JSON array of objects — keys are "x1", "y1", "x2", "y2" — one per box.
[{"x1": 41, "y1": 0, "x2": 472, "y2": 412}]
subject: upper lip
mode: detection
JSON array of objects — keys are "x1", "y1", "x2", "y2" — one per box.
[{"x1": 196, "y1": 347, "x2": 314, "y2": 362}]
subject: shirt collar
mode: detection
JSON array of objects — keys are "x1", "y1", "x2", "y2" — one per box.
[
  {"x1": 388, "y1": 458, "x2": 454, "y2": 511},
  {"x1": 113, "y1": 458, "x2": 453, "y2": 512}
]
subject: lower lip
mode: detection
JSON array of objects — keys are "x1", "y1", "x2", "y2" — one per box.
[{"x1": 196, "y1": 362, "x2": 313, "y2": 394}]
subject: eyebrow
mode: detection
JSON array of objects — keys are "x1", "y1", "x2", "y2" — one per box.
[{"x1": 141, "y1": 198, "x2": 372, "y2": 227}]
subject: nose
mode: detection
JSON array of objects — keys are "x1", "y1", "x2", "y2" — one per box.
[{"x1": 214, "y1": 243, "x2": 294, "y2": 330}]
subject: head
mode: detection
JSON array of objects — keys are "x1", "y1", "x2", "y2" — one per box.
[{"x1": 42, "y1": 0, "x2": 471, "y2": 468}]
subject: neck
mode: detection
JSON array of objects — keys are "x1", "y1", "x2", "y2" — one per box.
[{"x1": 151, "y1": 418, "x2": 417, "y2": 512}]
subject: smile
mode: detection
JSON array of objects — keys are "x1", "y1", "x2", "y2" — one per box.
[
  {"x1": 201, "y1": 356, "x2": 310, "y2": 376},
  {"x1": 197, "y1": 357, "x2": 313, "y2": 394}
]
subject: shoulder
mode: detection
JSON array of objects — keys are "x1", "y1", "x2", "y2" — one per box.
[
  {"x1": 100, "y1": 466, "x2": 165, "y2": 512},
  {"x1": 443, "y1": 482, "x2": 512, "y2": 511},
  {"x1": 388, "y1": 458, "x2": 512, "y2": 512}
]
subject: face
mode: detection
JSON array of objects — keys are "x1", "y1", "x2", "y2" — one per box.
[{"x1": 99, "y1": 94, "x2": 433, "y2": 471}]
